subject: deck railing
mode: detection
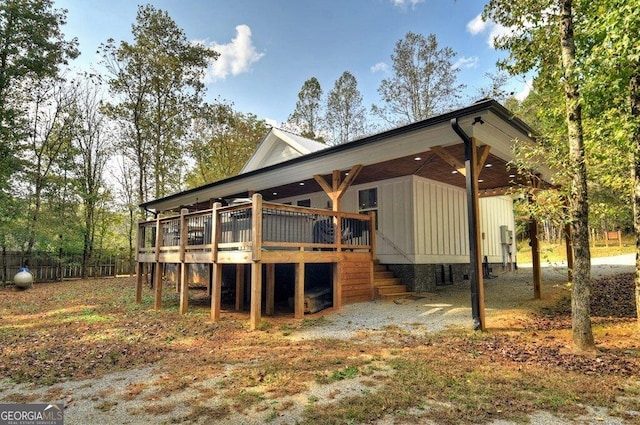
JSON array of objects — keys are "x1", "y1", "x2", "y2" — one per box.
[{"x1": 136, "y1": 194, "x2": 375, "y2": 264}]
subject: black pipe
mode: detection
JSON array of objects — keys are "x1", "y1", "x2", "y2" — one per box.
[{"x1": 450, "y1": 118, "x2": 483, "y2": 331}]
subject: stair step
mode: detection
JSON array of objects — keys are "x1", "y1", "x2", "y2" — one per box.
[
  {"x1": 379, "y1": 291, "x2": 416, "y2": 301},
  {"x1": 374, "y1": 271, "x2": 395, "y2": 279},
  {"x1": 376, "y1": 284, "x2": 408, "y2": 295},
  {"x1": 373, "y1": 277, "x2": 402, "y2": 287},
  {"x1": 373, "y1": 265, "x2": 388, "y2": 272}
]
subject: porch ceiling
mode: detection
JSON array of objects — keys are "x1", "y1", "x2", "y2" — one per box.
[{"x1": 260, "y1": 144, "x2": 531, "y2": 202}]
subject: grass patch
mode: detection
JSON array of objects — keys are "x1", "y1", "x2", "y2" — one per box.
[{"x1": 1, "y1": 275, "x2": 638, "y2": 424}]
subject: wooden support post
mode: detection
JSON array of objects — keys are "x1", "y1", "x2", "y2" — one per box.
[
  {"x1": 249, "y1": 261, "x2": 262, "y2": 330},
  {"x1": 153, "y1": 216, "x2": 163, "y2": 310},
  {"x1": 266, "y1": 263, "x2": 275, "y2": 316},
  {"x1": 294, "y1": 262, "x2": 305, "y2": 319},
  {"x1": 179, "y1": 263, "x2": 189, "y2": 314},
  {"x1": 211, "y1": 203, "x2": 221, "y2": 264},
  {"x1": 135, "y1": 262, "x2": 143, "y2": 304},
  {"x1": 455, "y1": 129, "x2": 486, "y2": 331},
  {"x1": 369, "y1": 212, "x2": 377, "y2": 260},
  {"x1": 467, "y1": 136, "x2": 485, "y2": 331},
  {"x1": 211, "y1": 263, "x2": 223, "y2": 321},
  {"x1": 153, "y1": 263, "x2": 163, "y2": 309},
  {"x1": 178, "y1": 208, "x2": 189, "y2": 313},
  {"x1": 251, "y1": 193, "x2": 263, "y2": 262},
  {"x1": 235, "y1": 264, "x2": 245, "y2": 311},
  {"x1": 531, "y1": 218, "x2": 542, "y2": 299},
  {"x1": 565, "y1": 222, "x2": 573, "y2": 283},
  {"x1": 333, "y1": 262, "x2": 342, "y2": 310}
]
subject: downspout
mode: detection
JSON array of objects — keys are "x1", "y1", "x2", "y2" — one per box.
[{"x1": 450, "y1": 118, "x2": 484, "y2": 331}]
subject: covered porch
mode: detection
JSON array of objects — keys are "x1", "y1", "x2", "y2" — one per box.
[{"x1": 136, "y1": 193, "x2": 376, "y2": 330}]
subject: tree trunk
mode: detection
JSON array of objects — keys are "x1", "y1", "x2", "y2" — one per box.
[
  {"x1": 631, "y1": 64, "x2": 640, "y2": 324},
  {"x1": 559, "y1": 0, "x2": 595, "y2": 350}
]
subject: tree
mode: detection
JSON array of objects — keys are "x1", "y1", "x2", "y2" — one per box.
[
  {"x1": 100, "y1": 4, "x2": 218, "y2": 208},
  {"x1": 579, "y1": 0, "x2": 640, "y2": 322},
  {"x1": 287, "y1": 77, "x2": 324, "y2": 141},
  {"x1": 325, "y1": 71, "x2": 367, "y2": 145},
  {"x1": 70, "y1": 77, "x2": 113, "y2": 278},
  {"x1": 559, "y1": 0, "x2": 594, "y2": 349},
  {"x1": 484, "y1": 0, "x2": 595, "y2": 350},
  {"x1": 186, "y1": 101, "x2": 268, "y2": 187},
  {"x1": 0, "y1": 0, "x2": 78, "y2": 245},
  {"x1": 19, "y1": 77, "x2": 76, "y2": 256},
  {"x1": 372, "y1": 32, "x2": 464, "y2": 126}
]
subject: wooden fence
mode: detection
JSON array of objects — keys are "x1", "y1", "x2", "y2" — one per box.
[{"x1": 1, "y1": 249, "x2": 134, "y2": 284}]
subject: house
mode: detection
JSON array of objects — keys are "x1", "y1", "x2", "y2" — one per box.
[{"x1": 136, "y1": 99, "x2": 552, "y2": 330}]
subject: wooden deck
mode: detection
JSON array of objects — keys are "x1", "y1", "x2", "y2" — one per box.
[{"x1": 135, "y1": 194, "x2": 376, "y2": 329}]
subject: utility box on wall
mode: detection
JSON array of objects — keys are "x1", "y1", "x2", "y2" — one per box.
[{"x1": 500, "y1": 225, "x2": 513, "y2": 245}]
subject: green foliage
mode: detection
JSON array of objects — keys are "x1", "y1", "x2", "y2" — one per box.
[
  {"x1": 287, "y1": 77, "x2": 324, "y2": 141},
  {"x1": 100, "y1": 4, "x2": 218, "y2": 203},
  {"x1": 0, "y1": 0, "x2": 78, "y2": 247},
  {"x1": 325, "y1": 71, "x2": 367, "y2": 145},
  {"x1": 372, "y1": 32, "x2": 465, "y2": 126},
  {"x1": 185, "y1": 101, "x2": 269, "y2": 187}
]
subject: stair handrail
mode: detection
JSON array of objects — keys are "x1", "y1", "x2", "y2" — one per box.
[{"x1": 375, "y1": 230, "x2": 415, "y2": 264}]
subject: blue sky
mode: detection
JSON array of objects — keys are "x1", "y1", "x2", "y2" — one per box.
[{"x1": 54, "y1": 0, "x2": 527, "y2": 127}]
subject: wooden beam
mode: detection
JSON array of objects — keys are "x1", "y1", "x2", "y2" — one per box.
[
  {"x1": 314, "y1": 164, "x2": 364, "y2": 211},
  {"x1": 336, "y1": 164, "x2": 363, "y2": 199},
  {"x1": 313, "y1": 174, "x2": 334, "y2": 196},
  {"x1": 431, "y1": 145, "x2": 466, "y2": 176},
  {"x1": 475, "y1": 145, "x2": 491, "y2": 178}
]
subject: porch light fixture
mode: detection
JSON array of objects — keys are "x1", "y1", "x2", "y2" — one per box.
[
  {"x1": 478, "y1": 179, "x2": 484, "y2": 183},
  {"x1": 485, "y1": 163, "x2": 492, "y2": 168},
  {"x1": 414, "y1": 156, "x2": 422, "y2": 161},
  {"x1": 508, "y1": 174, "x2": 516, "y2": 178},
  {"x1": 451, "y1": 170, "x2": 458, "y2": 174},
  {"x1": 272, "y1": 192, "x2": 277, "y2": 196},
  {"x1": 299, "y1": 182, "x2": 305, "y2": 186}
]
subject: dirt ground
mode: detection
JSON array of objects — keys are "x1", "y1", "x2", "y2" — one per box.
[{"x1": 0, "y1": 256, "x2": 638, "y2": 424}]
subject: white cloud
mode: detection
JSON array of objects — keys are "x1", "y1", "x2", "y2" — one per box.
[
  {"x1": 514, "y1": 78, "x2": 533, "y2": 101},
  {"x1": 453, "y1": 56, "x2": 479, "y2": 70},
  {"x1": 201, "y1": 24, "x2": 264, "y2": 83},
  {"x1": 264, "y1": 117, "x2": 279, "y2": 128},
  {"x1": 466, "y1": 14, "x2": 488, "y2": 35},
  {"x1": 390, "y1": 0, "x2": 424, "y2": 9},
  {"x1": 370, "y1": 62, "x2": 389, "y2": 73},
  {"x1": 466, "y1": 13, "x2": 513, "y2": 48}
]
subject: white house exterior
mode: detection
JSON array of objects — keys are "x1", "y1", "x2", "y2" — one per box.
[{"x1": 141, "y1": 99, "x2": 550, "y2": 294}]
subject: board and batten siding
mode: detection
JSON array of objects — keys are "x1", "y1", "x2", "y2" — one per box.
[
  {"x1": 478, "y1": 195, "x2": 516, "y2": 264},
  {"x1": 274, "y1": 176, "x2": 515, "y2": 266},
  {"x1": 412, "y1": 176, "x2": 469, "y2": 264}
]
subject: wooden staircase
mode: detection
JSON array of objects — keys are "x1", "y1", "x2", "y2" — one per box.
[{"x1": 373, "y1": 262, "x2": 415, "y2": 301}]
